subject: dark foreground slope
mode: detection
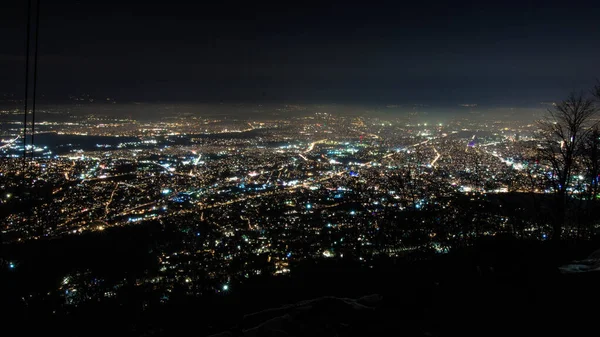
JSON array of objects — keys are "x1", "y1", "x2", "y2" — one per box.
[
  {"x1": 206, "y1": 236, "x2": 600, "y2": 337},
  {"x1": 2, "y1": 235, "x2": 600, "y2": 336}
]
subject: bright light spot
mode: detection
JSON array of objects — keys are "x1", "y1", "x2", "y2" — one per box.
[
  {"x1": 5, "y1": 193, "x2": 11, "y2": 199},
  {"x1": 9, "y1": 262, "x2": 15, "y2": 269},
  {"x1": 306, "y1": 203, "x2": 312, "y2": 209},
  {"x1": 323, "y1": 250, "x2": 333, "y2": 258},
  {"x1": 161, "y1": 189, "x2": 171, "y2": 194},
  {"x1": 350, "y1": 210, "x2": 356, "y2": 215},
  {"x1": 222, "y1": 284, "x2": 229, "y2": 291}
]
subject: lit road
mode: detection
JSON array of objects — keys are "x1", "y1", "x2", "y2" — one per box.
[
  {"x1": 431, "y1": 146, "x2": 441, "y2": 166},
  {"x1": 105, "y1": 183, "x2": 121, "y2": 216},
  {"x1": 382, "y1": 138, "x2": 433, "y2": 159},
  {"x1": 350, "y1": 128, "x2": 380, "y2": 140},
  {"x1": 304, "y1": 139, "x2": 327, "y2": 153},
  {"x1": 0, "y1": 135, "x2": 19, "y2": 149},
  {"x1": 465, "y1": 135, "x2": 476, "y2": 152},
  {"x1": 114, "y1": 201, "x2": 157, "y2": 217}
]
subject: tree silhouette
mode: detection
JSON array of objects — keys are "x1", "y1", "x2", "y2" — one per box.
[
  {"x1": 539, "y1": 93, "x2": 599, "y2": 239},
  {"x1": 582, "y1": 126, "x2": 600, "y2": 200},
  {"x1": 587, "y1": 82, "x2": 600, "y2": 200}
]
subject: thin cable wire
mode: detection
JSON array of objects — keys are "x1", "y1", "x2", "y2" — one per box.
[
  {"x1": 31, "y1": 0, "x2": 41, "y2": 159},
  {"x1": 22, "y1": 0, "x2": 32, "y2": 175}
]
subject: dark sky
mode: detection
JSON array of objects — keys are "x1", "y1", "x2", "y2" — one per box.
[{"x1": 1, "y1": 0, "x2": 599, "y2": 105}]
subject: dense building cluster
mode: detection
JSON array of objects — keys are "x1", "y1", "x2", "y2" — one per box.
[{"x1": 1, "y1": 104, "x2": 598, "y2": 307}]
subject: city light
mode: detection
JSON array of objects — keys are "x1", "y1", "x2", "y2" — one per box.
[
  {"x1": 0, "y1": 1, "x2": 597, "y2": 334},
  {"x1": 1, "y1": 97, "x2": 598, "y2": 327}
]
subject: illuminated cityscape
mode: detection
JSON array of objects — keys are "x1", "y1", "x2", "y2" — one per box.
[
  {"x1": 2, "y1": 0, "x2": 600, "y2": 336},
  {"x1": 2, "y1": 102, "x2": 598, "y2": 305}
]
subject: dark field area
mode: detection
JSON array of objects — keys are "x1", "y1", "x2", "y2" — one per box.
[{"x1": 1, "y1": 225, "x2": 599, "y2": 336}]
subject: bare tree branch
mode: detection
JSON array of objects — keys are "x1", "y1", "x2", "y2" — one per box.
[{"x1": 538, "y1": 92, "x2": 599, "y2": 239}]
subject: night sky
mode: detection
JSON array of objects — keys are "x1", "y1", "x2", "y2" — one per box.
[{"x1": 1, "y1": 0, "x2": 599, "y2": 105}]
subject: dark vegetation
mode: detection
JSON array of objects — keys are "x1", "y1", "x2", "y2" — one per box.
[{"x1": 1, "y1": 222, "x2": 599, "y2": 336}]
